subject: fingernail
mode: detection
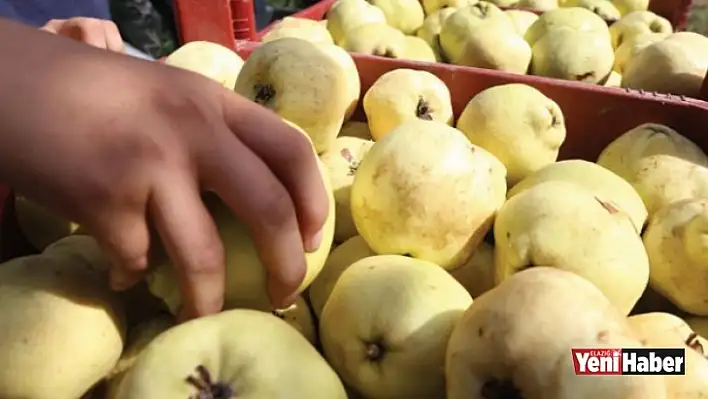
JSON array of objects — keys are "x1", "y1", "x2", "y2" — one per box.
[
  {"x1": 275, "y1": 292, "x2": 299, "y2": 310},
  {"x1": 305, "y1": 228, "x2": 324, "y2": 253}
]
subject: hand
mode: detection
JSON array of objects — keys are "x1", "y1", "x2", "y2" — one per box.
[
  {"x1": 40, "y1": 17, "x2": 125, "y2": 53},
  {"x1": 0, "y1": 19, "x2": 329, "y2": 320}
]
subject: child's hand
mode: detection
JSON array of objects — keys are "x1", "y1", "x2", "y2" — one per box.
[
  {"x1": 0, "y1": 19, "x2": 329, "y2": 320},
  {"x1": 40, "y1": 17, "x2": 125, "y2": 53}
]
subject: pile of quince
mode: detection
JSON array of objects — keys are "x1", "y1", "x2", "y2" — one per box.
[
  {"x1": 2, "y1": 38, "x2": 708, "y2": 399},
  {"x1": 262, "y1": 0, "x2": 708, "y2": 97}
]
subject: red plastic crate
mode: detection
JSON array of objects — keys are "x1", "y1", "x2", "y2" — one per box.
[
  {"x1": 3, "y1": 40, "x2": 708, "y2": 261},
  {"x1": 173, "y1": 0, "x2": 692, "y2": 47}
]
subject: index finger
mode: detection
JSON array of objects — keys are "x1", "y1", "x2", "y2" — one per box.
[
  {"x1": 199, "y1": 125, "x2": 307, "y2": 309},
  {"x1": 221, "y1": 95, "x2": 330, "y2": 252}
]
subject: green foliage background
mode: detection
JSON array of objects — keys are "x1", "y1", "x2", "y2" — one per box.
[{"x1": 687, "y1": 3, "x2": 708, "y2": 36}]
